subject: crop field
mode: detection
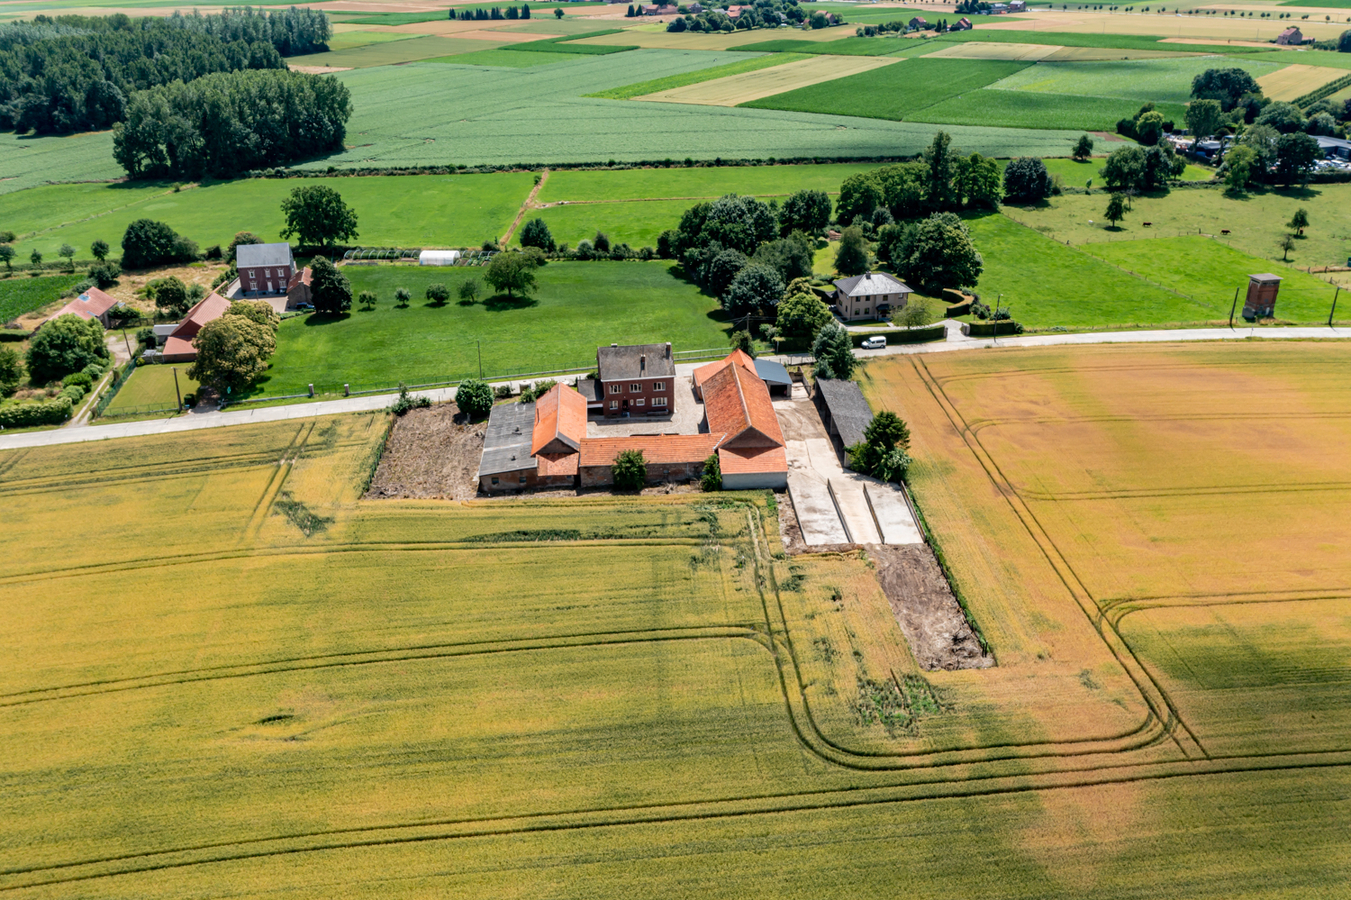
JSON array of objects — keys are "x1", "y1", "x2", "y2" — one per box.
[
  {"x1": 324, "y1": 30, "x2": 422, "y2": 53},
  {"x1": 285, "y1": 35, "x2": 505, "y2": 69},
  {"x1": 741, "y1": 57, "x2": 1030, "y2": 120},
  {"x1": 913, "y1": 89, "x2": 1188, "y2": 131},
  {"x1": 0, "y1": 273, "x2": 82, "y2": 323},
  {"x1": 427, "y1": 47, "x2": 588, "y2": 66},
  {"x1": 0, "y1": 172, "x2": 534, "y2": 260},
  {"x1": 1256, "y1": 63, "x2": 1351, "y2": 100},
  {"x1": 252, "y1": 261, "x2": 728, "y2": 395},
  {"x1": 291, "y1": 56, "x2": 1080, "y2": 171},
  {"x1": 0, "y1": 129, "x2": 123, "y2": 197},
  {"x1": 982, "y1": 7, "x2": 1349, "y2": 40},
  {"x1": 5, "y1": 344, "x2": 1351, "y2": 896},
  {"x1": 1000, "y1": 182, "x2": 1351, "y2": 278},
  {"x1": 926, "y1": 40, "x2": 1064, "y2": 60},
  {"x1": 1081, "y1": 235, "x2": 1341, "y2": 321},
  {"x1": 640, "y1": 55, "x2": 898, "y2": 106},
  {"x1": 919, "y1": 28, "x2": 1290, "y2": 56},
  {"x1": 730, "y1": 36, "x2": 911, "y2": 56},
  {"x1": 588, "y1": 52, "x2": 810, "y2": 100},
  {"x1": 987, "y1": 56, "x2": 1281, "y2": 103},
  {"x1": 571, "y1": 25, "x2": 861, "y2": 50}
]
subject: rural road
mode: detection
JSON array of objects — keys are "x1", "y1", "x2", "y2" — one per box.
[{"x1": 2, "y1": 323, "x2": 1349, "y2": 451}]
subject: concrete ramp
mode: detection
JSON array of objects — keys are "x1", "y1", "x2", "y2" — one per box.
[
  {"x1": 864, "y1": 482, "x2": 925, "y2": 545},
  {"x1": 787, "y1": 471, "x2": 849, "y2": 545},
  {"x1": 828, "y1": 477, "x2": 882, "y2": 545}
]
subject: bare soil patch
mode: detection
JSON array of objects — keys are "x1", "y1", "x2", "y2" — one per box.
[
  {"x1": 364, "y1": 402, "x2": 486, "y2": 500},
  {"x1": 869, "y1": 543, "x2": 992, "y2": 671}
]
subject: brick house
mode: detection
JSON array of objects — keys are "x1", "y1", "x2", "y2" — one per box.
[
  {"x1": 832, "y1": 272, "x2": 912, "y2": 322},
  {"x1": 286, "y1": 267, "x2": 313, "y2": 309},
  {"x1": 596, "y1": 342, "x2": 676, "y2": 417},
  {"x1": 47, "y1": 287, "x2": 121, "y2": 329},
  {"x1": 237, "y1": 243, "x2": 294, "y2": 297},
  {"x1": 477, "y1": 350, "x2": 788, "y2": 493},
  {"x1": 159, "y1": 292, "x2": 231, "y2": 363},
  {"x1": 1276, "y1": 26, "x2": 1304, "y2": 45}
]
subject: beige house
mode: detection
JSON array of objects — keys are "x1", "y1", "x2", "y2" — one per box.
[{"x1": 831, "y1": 272, "x2": 912, "y2": 322}]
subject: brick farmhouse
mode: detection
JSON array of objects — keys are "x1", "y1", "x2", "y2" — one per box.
[
  {"x1": 586, "y1": 342, "x2": 676, "y2": 417},
  {"x1": 158, "y1": 292, "x2": 231, "y2": 363},
  {"x1": 478, "y1": 349, "x2": 788, "y2": 492}
]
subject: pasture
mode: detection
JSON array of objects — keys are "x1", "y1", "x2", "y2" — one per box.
[
  {"x1": 1000, "y1": 183, "x2": 1351, "y2": 278},
  {"x1": 3, "y1": 344, "x2": 1351, "y2": 896},
  {"x1": 639, "y1": 54, "x2": 898, "y2": 106},
  {"x1": 0, "y1": 172, "x2": 535, "y2": 260},
  {"x1": 252, "y1": 261, "x2": 728, "y2": 396},
  {"x1": 536, "y1": 161, "x2": 881, "y2": 202}
]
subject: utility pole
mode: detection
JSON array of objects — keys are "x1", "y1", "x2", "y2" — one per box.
[
  {"x1": 121, "y1": 326, "x2": 132, "y2": 360},
  {"x1": 1331, "y1": 287, "x2": 1341, "y2": 328},
  {"x1": 477, "y1": 339, "x2": 483, "y2": 379},
  {"x1": 172, "y1": 366, "x2": 183, "y2": 412},
  {"x1": 1228, "y1": 287, "x2": 1239, "y2": 330}
]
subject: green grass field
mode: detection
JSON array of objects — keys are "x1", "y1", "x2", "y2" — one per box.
[
  {"x1": 741, "y1": 57, "x2": 1031, "y2": 120},
  {"x1": 0, "y1": 130, "x2": 124, "y2": 197},
  {"x1": 0, "y1": 273, "x2": 82, "y2": 323},
  {"x1": 963, "y1": 213, "x2": 1218, "y2": 327},
  {"x1": 911, "y1": 90, "x2": 1189, "y2": 131},
  {"x1": 519, "y1": 200, "x2": 694, "y2": 249},
  {"x1": 538, "y1": 161, "x2": 882, "y2": 202},
  {"x1": 587, "y1": 52, "x2": 809, "y2": 100},
  {"x1": 285, "y1": 36, "x2": 504, "y2": 69},
  {"x1": 988, "y1": 56, "x2": 1282, "y2": 103},
  {"x1": 103, "y1": 363, "x2": 199, "y2": 415},
  {"x1": 1082, "y1": 234, "x2": 1341, "y2": 321},
  {"x1": 1000, "y1": 182, "x2": 1351, "y2": 274},
  {"x1": 1028, "y1": 155, "x2": 1213, "y2": 188},
  {"x1": 919, "y1": 28, "x2": 1289, "y2": 55},
  {"x1": 1, "y1": 173, "x2": 535, "y2": 260},
  {"x1": 252, "y1": 261, "x2": 728, "y2": 395},
  {"x1": 325, "y1": 31, "x2": 421, "y2": 53}
]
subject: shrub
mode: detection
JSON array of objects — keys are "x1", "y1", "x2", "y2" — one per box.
[
  {"x1": 701, "y1": 453, "x2": 722, "y2": 492},
  {"x1": 25, "y1": 314, "x2": 109, "y2": 384},
  {"x1": 0, "y1": 346, "x2": 21, "y2": 397},
  {"x1": 0, "y1": 396, "x2": 73, "y2": 428},
  {"x1": 88, "y1": 260, "x2": 121, "y2": 288},
  {"x1": 517, "y1": 379, "x2": 557, "y2": 403},
  {"x1": 612, "y1": 448, "x2": 647, "y2": 491},
  {"x1": 493, "y1": 383, "x2": 513, "y2": 400},
  {"x1": 458, "y1": 280, "x2": 480, "y2": 306},
  {"x1": 390, "y1": 384, "x2": 431, "y2": 416},
  {"x1": 121, "y1": 218, "x2": 198, "y2": 269},
  {"x1": 455, "y1": 378, "x2": 494, "y2": 419},
  {"x1": 61, "y1": 371, "x2": 92, "y2": 389},
  {"x1": 1003, "y1": 157, "x2": 1054, "y2": 202}
]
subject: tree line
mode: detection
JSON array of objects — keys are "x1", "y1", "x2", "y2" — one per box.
[
  {"x1": 114, "y1": 69, "x2": 351, "y2": 180},
  {"x1": 0, "y1": 8, "x2": 329, "y2": 135},
  {"x1": 451, "y1": 5, "x2": 532, "y2": 20}
]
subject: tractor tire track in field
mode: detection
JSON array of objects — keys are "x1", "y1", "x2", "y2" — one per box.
[
  {"x1": 240, "y1": 422, "x2": 314, "y2": 544},
  {"x1": 911, "y1": 356, "x2": 1209, "y2": 760}
]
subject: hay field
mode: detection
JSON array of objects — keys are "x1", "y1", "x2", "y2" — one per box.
[
  {"x1": 926, "y1": 40, "x2": 1064, "y2": 60},
  {"x1": 863, "y1": 342, "x2": 1351, "y2": 764},
  {"x1": 983, "y1": 7, "x2": 1350, "y2": 40},
  {"x1": 3, "y1": 381, "x2": 1351, "y2": 895},
  {"x1": 638, "y1": 54, "x2": 898, "y2": 106},
  {"x1": 1256, "y1": 63, "x2": 1350, "y2": 100}
]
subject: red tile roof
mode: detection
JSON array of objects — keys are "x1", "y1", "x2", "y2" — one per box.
[
  {"x1": 531, "y1": 383, "x2": 587, "y2": 455},
  {"x1": 49, "y1": 287, "x2": 119, "y2": 323},
  {"x1": 692, "y1": 348, "x2": 755, "y2": 393},
  {"x1": 579, "y1": 433, "x2": 724, "y2": 468},
  {"x1": 701, "y1": 352, "x2": 784, "y2": 450},
  {"x1": 288, "y1": 267, "x2": 312, "y2": 290},
  {"x1": 170, "y1": 292, "x2": 231, "y2": 342}
]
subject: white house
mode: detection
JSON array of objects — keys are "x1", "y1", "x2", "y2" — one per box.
[{"x1": 832, "y1": 272, "x2": 912, "y2": 322}]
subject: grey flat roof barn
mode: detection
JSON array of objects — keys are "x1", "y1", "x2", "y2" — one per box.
[
  {"x1": 814, "y1": 378, "x2": 874, "y2": 455},
  {"x1": 753, "y1": 358, "x2": 792, "y2": 396},
  {"x1": 477, "y1": 401, "x2": 537, "y2": 479}
]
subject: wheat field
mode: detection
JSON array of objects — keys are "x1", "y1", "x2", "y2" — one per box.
[
  {"x1": 3, "y1": 365, "x2": 1351, "y2": 897},
  {"x1": 638, "y1": 54, "x2": 898, "y2": 106}
]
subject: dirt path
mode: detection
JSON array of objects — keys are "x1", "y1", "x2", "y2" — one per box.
[
  {"x1": 870, "y1": 543, "x2": 992, "y2": 671},
  {"x1": 500, "y1": 169, "x2": 549, "y2": 247}
]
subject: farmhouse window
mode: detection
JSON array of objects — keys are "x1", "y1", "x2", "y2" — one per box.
[
  {"x1": 630, "y1": 384, "x2": 641, "y2": 392},
  {"x1": 653, "y1": 382, "x2": 665, "y2": 391},
  {"x1": 491, "y1": 477, "x2": 499, "y2": 485},
  {"x1": 248, "y1": 270, "x2": 255, "y2": 278},
  {"x1": 519, "y1": 476, "x2": 527, "y2": 483},
  {"x1": 610, "y1": 384, "x2": 621, "y2": 394},
  {"x1": 635, "y1": 398, "x2": 645, "y2": 406},
  {"x1": 249, "y1": 282, "x2": 257, "y2": 290},
  {"x1": 264, "y1": 269, "x2": 270, "y2": 277},
  {"x1": 610, "y1": 400, "x2": 618, "y2": 409},
  {"x1": 653, "y1": 397, "x2": 668, "y2": 407}
]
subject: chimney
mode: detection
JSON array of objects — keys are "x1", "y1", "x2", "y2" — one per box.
[
  {"x1": 640, "y1": 354, "x2": 646, "y2": 372},
  {"x1": 665, "y1": 342, "x2": 671, "y2": 358},
  {"x1": 611, "y1": 342, "x2": 618, "y2": 348}
]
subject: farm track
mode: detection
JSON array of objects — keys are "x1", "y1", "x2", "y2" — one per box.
[{"x1": 5, "y1": 493, "x2": 1351, "y2": 890}]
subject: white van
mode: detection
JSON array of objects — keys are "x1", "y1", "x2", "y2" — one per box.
[{"x1": 860, "y1": 336, "x2": 887, "y2": 350}]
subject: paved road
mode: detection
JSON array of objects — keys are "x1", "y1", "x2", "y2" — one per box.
[{"x1": 3, "y1": 324, "x2": 1349, "y2": 452}]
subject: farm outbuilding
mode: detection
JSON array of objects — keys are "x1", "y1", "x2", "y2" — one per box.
[
  {"x1": 814, "y1": 378, "x2": 874, "y2": 465},
  {"x1": 1243, "y1": 274, "x2": 1281, "y2": 321},
  {"x1": 419, "y1": 250, "x2": 461, "y2": 266}
]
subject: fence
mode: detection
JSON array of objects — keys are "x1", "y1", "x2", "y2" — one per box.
[{"x1": 91, "y1": 357, "x2": 138, "y2": 420}]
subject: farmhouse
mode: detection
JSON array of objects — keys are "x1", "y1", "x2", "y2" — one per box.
[
  {"x1": 1275, "y1": 26, "x2": 1304, "y2": 45},
  {"x1": 46, "y1": 287, "x2": 121, "y2": 328},
  {"x1": 953, "y1": 16, "x2": 973, "y2": 29},
  {"x1": 832, "y1": 272, "x2": 912, "y2": 322},
  {"x1": 158, "y1": 292, "x2": 231, "y2": 363},
  {"x1": 1316, "y1": 135, "x2": 1351, "y2": 161},
  {"x1": 477, "y1": 349, "x2": 788, "y2": 492},
  {"x1": 237, "y1": 243, "x2": 295, "y2": 298},
  {"x1": 909, "y1": 16, "x2": 928, "y2": 28},
  {"x1": 286, "y1": 266, "x2": 313, "y2": 308},
  {"x1": 595, "y1": 342, "x2": 675, "y2": 417}
]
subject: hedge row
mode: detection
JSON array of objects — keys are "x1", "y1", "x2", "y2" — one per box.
[
  {"x1": 964, "y1": 321, "x2": 1023, "y2": 337},
  {"x1": 0, "y1": 396, "x2": 73, "y2": 428},
  {"x1": 850, "y1": 325, "x2": 945, "y2": 347}
]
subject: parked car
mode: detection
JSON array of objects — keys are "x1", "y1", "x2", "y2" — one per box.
[{"x1": 861, "y1": 336, "x2": 887, "y2": 349}]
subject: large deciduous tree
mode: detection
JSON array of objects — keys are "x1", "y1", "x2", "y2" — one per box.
[
  {"x1": 25, "y1": 314, "x2": 109, "y2": 384},
  {"x1": 485, "y1": 251, "x2": 539, "y2": 299},
  {"x1": 308, "y1": 255, "x2": 352, "y2": 315},
  {"x1": 1003, "y1": 157, "x2": 1053, "y2": 203},
  {"x1": 722, "y1": 265, "x2": 784, "y2": 317},
  {"x1": 779, "y1": 189, "x2": 832, "y2": 235},
  {"x1": 1185, "y1": 99, "x2": 1223, "y2": 140},
  {"x1": 776, "y1": 285, "x2": 833, "y2": 345},
  {"x1": 519, "y1": 218, "x2": 555, "y2": 252},
  {"x1": 833, "y1": 225, "x2": 869, "y2": 277},
  {"x1": 888, "y1": 213, "x2": 982, "y2": 295},
  {"x1": 280, "y1": 185, "x2": 358, "y2": 252},
  {"x1": 1191, "y1": 67, "x2": 1262, "y2": 111},
  {"x1": 121, "y1": 218, "x2": 198, "y2": 269},
  {"x1": 812, "y1": 322, "x2": 855, "y2": 381},
  {"x1": 188, "y1": 315, "x2": 276, "y2": 396}
]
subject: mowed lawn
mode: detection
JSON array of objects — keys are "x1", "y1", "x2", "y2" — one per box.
[
  {"x1": 3, "y1": 172, "x2": 535, "y2": 260},
  {"x1": 254, "y1": 260, "x2": 725, "y2": 395},
  {"x1": 965, "y1": 213, "x2": 1219, "y2": 327},
  {"x1": 1082, "y1": 235, "x2": 1342, "y2": 321},
  {"x1": 741, "y1": 57, "x2": 1030, "y2": 121},
  {"x1": 104, "y1": 364, "x2": 199, "y2": 414}
]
